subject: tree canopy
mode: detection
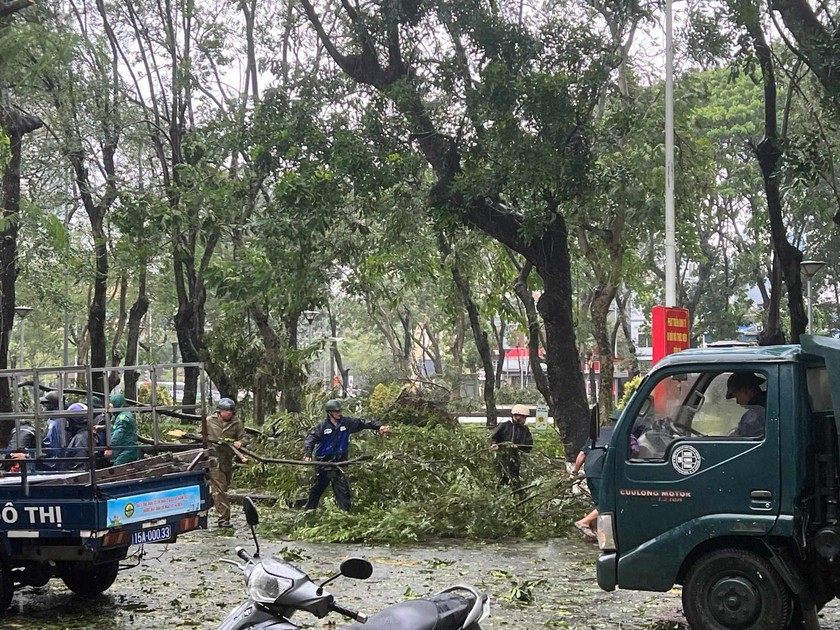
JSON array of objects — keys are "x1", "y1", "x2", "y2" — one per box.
[{"x1": 0, "y1": 0, "x2": 838, "y2": 452}]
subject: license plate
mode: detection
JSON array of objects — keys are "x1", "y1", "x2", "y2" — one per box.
[{"x1": 131, "y1": 524, "x2": 173, "y2": 545}]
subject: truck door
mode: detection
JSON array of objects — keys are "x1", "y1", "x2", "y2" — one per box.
[{"x1": 614, "y1": 366, "x2": 780, "y2": 586}]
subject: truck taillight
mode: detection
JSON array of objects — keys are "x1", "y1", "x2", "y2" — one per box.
[
  {"x1": 597, "y1": 513, "x2": 616, "y2": 551},
  {"x1": 103, "y1": 530, "x2": 130, "y2": 548},
  {"x1": 179, "y1": 516, "x2": 199, "y2": 533}
]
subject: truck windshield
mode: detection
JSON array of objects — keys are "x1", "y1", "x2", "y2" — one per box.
[{"x1": 632, "y1": 370, "x2": 768, "y2": 461}]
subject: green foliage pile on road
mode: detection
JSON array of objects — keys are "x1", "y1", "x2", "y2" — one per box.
[
  {"x1": 367, "y1": 383, "x2": 457, "y2": 428},
  {"x1": 237, "y1": 415, "x2": 583, "y2": 544}
]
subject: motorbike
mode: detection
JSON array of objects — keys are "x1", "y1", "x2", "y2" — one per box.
[{"x1": 217, "y1": 498, "x2": 490, "y2": 630}]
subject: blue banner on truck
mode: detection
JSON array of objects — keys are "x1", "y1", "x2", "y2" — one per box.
[{"x1": 106, "y1": 485, "x2": 202, "y2": 528}]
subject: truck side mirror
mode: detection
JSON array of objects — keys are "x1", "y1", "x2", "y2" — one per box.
[{"x1": 590, "y1": 404, "x2": 600, "y2": 445}]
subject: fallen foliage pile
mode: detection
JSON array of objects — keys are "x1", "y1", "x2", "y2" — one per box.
[{"x1": 236, "y1": 412, "x2": 587, "y2": 544}]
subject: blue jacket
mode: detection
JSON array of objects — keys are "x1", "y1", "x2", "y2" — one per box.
[
  {"x1": 39, "y1": 417, "x2": 67, "y2": 470},
  {"x1": 304, "y1": 415, "x2": 381, "y2": 462}
]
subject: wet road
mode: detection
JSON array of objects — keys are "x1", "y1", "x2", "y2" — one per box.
[{"x1": 4, "y1": 516, "x2": 840, "y2": 629}]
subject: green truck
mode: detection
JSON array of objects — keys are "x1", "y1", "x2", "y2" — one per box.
[{"x1": 596, "y1": 335, "x2": 840, "y2": 630}]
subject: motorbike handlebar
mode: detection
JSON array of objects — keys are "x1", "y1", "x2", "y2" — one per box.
[
  {"x1": 331, "y1": 603, "x2": 368, "y2": 623},
  {"x1": 235, "y1": 546, "x2": 252, "y2": 563}
]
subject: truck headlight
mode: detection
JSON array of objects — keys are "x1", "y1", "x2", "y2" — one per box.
[
  {"x1": 597, "y1": 512, "x2": 616, "y2": 551},
  {"x1": 247, "y1": 563, "x2": 294, "y2": 603}
]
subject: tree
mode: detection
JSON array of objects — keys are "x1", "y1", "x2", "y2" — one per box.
[
  {"x1": 299, "y1": 0, "x2": 637, "y2": 453},
  {"x1": 0, "y1": 1, "x2": 43, "y2": 422}
]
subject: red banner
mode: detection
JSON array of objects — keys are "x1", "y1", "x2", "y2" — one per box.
[{"x1": 652, "y1": 305, "x2": 690, "y2": 363}]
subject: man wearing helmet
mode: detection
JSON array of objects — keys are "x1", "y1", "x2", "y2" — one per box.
[
  {"x1": 207, "y1": 397, "x2": 247, "y2": 528},
  {"x1": 302, "y1": 399, "x2": 390, "y2": 511},
  {"x1": 36, "y1": 390, "x2": 67, "y2": 470},
  {"x1": 489, "y1": 403, "x2": 534, "y2": 488}
]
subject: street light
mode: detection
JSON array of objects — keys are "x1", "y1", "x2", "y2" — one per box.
[
  {"x1": 14, "y1": 306, "x2": 32, "y2": 368},
  {"x1": 801, "y1": 260, "x2": 826, "y2": 335}
]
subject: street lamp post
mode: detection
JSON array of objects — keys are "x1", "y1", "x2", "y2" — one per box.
[
  {"x1": 14, "y1": 306, "x2": 32, "y2": 368},
  {"x1": 801, "y1": 260, "x2": 826, "y2": 336},
  {"x1": 303, "y1": 310, "x2": 319, "y2": 348}
]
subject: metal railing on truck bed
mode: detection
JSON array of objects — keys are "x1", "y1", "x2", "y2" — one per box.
[{"x1": 0, "y1": 363, "x2": 211, "y2": 496}]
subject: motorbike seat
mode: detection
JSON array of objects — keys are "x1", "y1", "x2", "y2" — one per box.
[{"x1": 341, "y1": 591, "x2": 474, "y2": 630}]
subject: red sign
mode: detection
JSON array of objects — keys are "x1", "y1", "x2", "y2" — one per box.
[
  {"x1": 581, "y1": 360, "x2": 600, "y2": 374},
  {"x1": 652, "y1": 306, "x2": 690, "y2": 363}
]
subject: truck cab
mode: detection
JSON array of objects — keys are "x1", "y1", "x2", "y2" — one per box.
[{"x1": 596, "y1": 335, "x2": 840, "y2": 630}]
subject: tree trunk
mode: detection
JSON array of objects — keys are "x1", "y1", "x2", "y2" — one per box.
[
  {"x1": 449, "y1": 311, "x2": 465, "y2": 401},
  {"x1": 512, "y1": 261, "x2": 552, "y2": 407},
  {"x1": 123, "y1": 270, "x2": 149, "y2": 401},
  {"x1": 68, "y1": 154, "x2": 110, "y2": 397},
  {"x1": 759, "y1": 254, "x2": 786, "y2": 345},
  {"x1": 327, "y1": 305, "x2": 350, "y2": 394},
  {"x1": 368, "y1": 299, "x2": 412, "y2": 377},
  {"x1": 424, "y1": 324, "x2": 444, "y2": 375},
  {"x1": 743, "y1": 7, "x2": 806, "y2": 343},
  {"x1": 398, "y1": 307, "x2": 412, "y2": 376},
  {"x1": 0, "y1": 110, "x2": 42, "y2": 425},
  {"x1": 534, "y1": 225, "x2": 590, "y2": 458},
  {"x1": 108, "y1": 275, "x2": 128, "y2": 391},
  {"x1": 254, "y1": 372, "x2": 264, "y2": 426},
  {"x1": 615, "y1": 293, "x2": 639, "y2": 378},
  {"x1": 439, "y1": 234, "x2": 497, "y2": 427},
  {"x1": 249, "y1": 305, "x2": 281, "y2": 408},
  {"x1": 492, "y1": 317, "x2": 506, "y2": 389},
  {"x1": 590, "y1": 282, "x2": 617, "y2": 422},
  {"x1": 282, "y1": 313, "x2": 303, "y2": 411}
]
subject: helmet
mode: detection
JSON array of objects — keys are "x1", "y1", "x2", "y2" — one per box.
[
  {"x1": 217, "y1": 397, "x2": 236, "y2": 411},
  {"x1": 40, "y1": 391, "x2": 62, "y2": 410},
  {"x1": 66, "y1": 402, "x2": 88, "y2": 432},
  {"x1": 325, "y1": 399, "x2": 342, "y2": 412},
  {"x1": 110, "y1": 393, "x2": 126, "y2": 408},
  {"x1": 91, "y1": 395, "x2": 104, "y2": 409},
  {"x1": 511, "y1": 404, "x2": 530, "y2": 417}
]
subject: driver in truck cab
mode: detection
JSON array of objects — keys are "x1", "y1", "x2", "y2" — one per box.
[{"x1": 725, "y1": 372, "x2": 766, "y2": 439}]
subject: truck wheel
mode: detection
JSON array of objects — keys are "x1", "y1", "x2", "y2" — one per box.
[
  {"x1": 683, "y1": 548, "x2": 791, "y2": 630},
  {"x1": 58, "y1": 561, "x2": 119, "y2": 598}
]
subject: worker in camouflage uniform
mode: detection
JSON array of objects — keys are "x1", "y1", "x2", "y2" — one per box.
[{"x1": 207, "y1": 398, "x2": 247, "y2": 528}]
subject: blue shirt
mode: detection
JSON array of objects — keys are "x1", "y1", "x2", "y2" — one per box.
[{"x1": 304, "y1": 415, "x2": 381, "y2": 462}]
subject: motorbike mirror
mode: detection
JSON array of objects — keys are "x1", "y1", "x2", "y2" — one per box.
[
  {"x1": 340, "y1": 558, "x2": 373, "y2": 580},
  {"x1": 244, "y1": 497, "x2": 260, "y2": 527},
  {"x1": 318, "y1": 558, "x2": 373, "y2": 594},
  {"x1": 243, "y1": 497, "x2": 261, "y2": 558}
]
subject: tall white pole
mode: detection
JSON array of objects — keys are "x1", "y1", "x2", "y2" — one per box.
[
  {"x1": 19, "y1": 319, "x2": 24, "y2": 368},
  {"x1": 664, "y1": 0, "x2": 677, "y2": 307}
]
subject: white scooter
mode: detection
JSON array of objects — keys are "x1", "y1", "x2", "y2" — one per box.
[{"x1": 217, "y1": 498, "x2": 490, "y2": 630}]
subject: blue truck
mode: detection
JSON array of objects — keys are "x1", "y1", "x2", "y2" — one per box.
[{"x1": 0, "y1": 363, "x2": 213, "y2": 611}]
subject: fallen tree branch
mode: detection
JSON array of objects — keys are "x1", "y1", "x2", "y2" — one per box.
[{"x1": 162, "y1": 430, "x2": 375, "y2": 467}]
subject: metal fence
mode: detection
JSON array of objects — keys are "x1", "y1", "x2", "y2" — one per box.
[{"x1": 0, "y1": 363, "x2": 211, "y2": 495}]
